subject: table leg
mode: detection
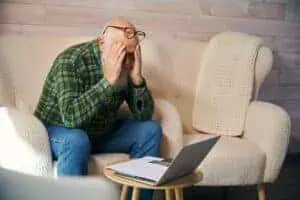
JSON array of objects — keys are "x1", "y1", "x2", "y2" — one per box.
[
  {"x1": 132, "y1": 187, "x2": 140, "y2": 200},
  {"x1": 175, "y1": 188, "x2": 183, "y2": 200},
  {"x1": 165, "y1": 189, "x2": 173, "y2": 200},
  {"x1": 120, "y1": 185, "x2": 128, "y2": 200}
]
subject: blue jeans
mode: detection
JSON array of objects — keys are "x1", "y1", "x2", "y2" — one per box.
[{"x1": 45, "y1": 119, "x2": 162, "y2": 200}]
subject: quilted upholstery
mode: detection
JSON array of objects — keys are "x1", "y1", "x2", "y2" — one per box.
[{"x1": 193, "y1": 32, "x2": 262, "y2": 136}]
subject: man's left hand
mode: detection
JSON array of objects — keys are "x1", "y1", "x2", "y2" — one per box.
[{"x1": 129, "y1": 45, "x2": 143, "y2": 86}]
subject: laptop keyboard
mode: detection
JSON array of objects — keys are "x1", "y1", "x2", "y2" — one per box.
[{"x1": 149, "y1": 158, "x2": 173, "y2": 167}]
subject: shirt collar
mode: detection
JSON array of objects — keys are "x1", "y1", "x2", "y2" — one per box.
[{"x1": 92, "y1": 38, "x2": 102, "y2": 68}]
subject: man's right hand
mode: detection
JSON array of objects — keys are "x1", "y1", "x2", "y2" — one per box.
[{"x1": 103, "y1": 41, "x2": 126, "y2": 86}]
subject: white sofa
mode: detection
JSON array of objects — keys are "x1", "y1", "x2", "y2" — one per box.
[{"x1": 0, "y1": 33, "x2": 291, "y2": 200}]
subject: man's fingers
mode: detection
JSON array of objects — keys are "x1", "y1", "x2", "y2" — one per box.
[
  {"x1": 111, "y1": 42, "x2": 125, "y2": 58},
  {"x1": 111, "y1": 41, "x2": 120, "y2": 53},
  {"x1": 116, "y1": 49, "x2": 126, "y2": 67},
  {"x1": 111, "y1": 43, "x2": 126, "y2": 67},
  {"x1": 116, "y1": 43, "x2": 126, "y2": 56},
  {"x1": 111, "y1": 39, "x2": 124, "y2": 53},
  {"x1": 118, "y1": 49, "x2": 126, "y2": 61},
  {"x1": 135, "y1": 45, "x2": 141, "y2": 59},
  {"x1": 136, "y1": 44, "x2": 141, "y2": 53}
]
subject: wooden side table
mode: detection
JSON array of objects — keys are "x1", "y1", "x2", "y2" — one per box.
[{"x1": 104, "y1": 168, "x2": 202, "y2": 200}]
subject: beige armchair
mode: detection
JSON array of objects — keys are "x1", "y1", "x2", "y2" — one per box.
[{"x1": 179, "y1": 32, "x2": 290, "y2": 200}]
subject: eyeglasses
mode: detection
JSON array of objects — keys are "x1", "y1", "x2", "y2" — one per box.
[{"x1": 102, "y1": 25, "x2": 146, "y2": 41}]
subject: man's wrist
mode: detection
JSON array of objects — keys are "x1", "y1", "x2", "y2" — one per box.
[
  {"x1": 104, "y1": 75, "x2": 117, "y2": 86},
  {"x1": 102, "y1": 78, "x2": 114, "y2": 89},
  {"x1": 130, "y1": 75, "x2": 144, "y2": 87}
]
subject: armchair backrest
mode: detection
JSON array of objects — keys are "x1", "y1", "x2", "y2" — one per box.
[{"x1": 192, "y1": 32, "x2": 273, "y2": 136}]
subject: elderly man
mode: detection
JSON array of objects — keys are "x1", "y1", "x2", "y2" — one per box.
[{"x1": 34, "y1": 16, "x2": 162, "y2": 199}]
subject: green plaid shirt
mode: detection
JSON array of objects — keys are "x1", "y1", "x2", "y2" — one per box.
[{"x1": 34, "y1": 39, "x2": 154, "y2": 138}]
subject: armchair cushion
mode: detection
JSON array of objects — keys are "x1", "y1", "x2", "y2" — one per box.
[
  {"x1": 53, "y1": 153, "x2": 130, "y2": 177},
  {"x1": 184, "y1": 133, "x2": 266, "y2": 186},
  {"x1": 88, "y1": 153, "x2": 130, "y2": 176}
]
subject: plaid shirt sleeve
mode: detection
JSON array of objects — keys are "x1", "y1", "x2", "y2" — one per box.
[
  {"x1": 55, "y1": 62, "x2": 115, "y2": 128},
  {"x1": 126, "y1": 77, "x2": 154, "y2": 120}
]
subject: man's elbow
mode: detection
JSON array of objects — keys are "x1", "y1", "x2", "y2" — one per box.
[
  {"x1": 62, "y1": 119, "x2": 77, "y2": 128},
  {"x1": 136, "y1": 112, "x2": 153, "y2": 121},
  {"x1": 60, "y1": 107, "x2": 81, "y2": 128}
]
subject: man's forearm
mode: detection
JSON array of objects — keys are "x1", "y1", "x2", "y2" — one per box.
[
  {"x1": 126, "y1": 78, "x2": 154, "y2": 120},
  {"x1": 130, "y1": 75, "x2": 144, "y2": 86}
]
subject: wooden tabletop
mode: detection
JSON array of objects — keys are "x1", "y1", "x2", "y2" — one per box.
[{"x1": 103, "y1": 168, "x2": 202, "y2": 190}]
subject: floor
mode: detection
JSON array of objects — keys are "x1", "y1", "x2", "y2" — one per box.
[{"x1": 184, "y1": 153, "x2": 300, "y2": 200}]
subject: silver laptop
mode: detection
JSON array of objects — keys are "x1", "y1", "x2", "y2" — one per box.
[{"x1": 106, "y1": 136, "x2": 220, "y2": 186}]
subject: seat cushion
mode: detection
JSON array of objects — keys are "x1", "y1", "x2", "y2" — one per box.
[
  {"x1": 184, "y1": 133, "x2": 266, "y2": 186},
  {"x1": 88, "y1": 153, "x2": 130, "y2": 175},
  {"x1": 53, "y1": 153, "x2": 129, "y2": 177}
]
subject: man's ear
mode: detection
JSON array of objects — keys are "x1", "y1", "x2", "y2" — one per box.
[{"x1": 99, "y1": 35, "x2": 104, "y2": 52}]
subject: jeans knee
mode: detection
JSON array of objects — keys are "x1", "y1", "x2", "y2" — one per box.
[
  {"x1": 67, "y1": 129, "x2": 91, "y2": 155},
  {"x1": 142, "y1": 120, "x2": 163, "y2": 141}
]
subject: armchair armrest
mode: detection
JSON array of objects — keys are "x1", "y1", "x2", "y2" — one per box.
[
  {"x1": 0, "y1": 167, "x2": 120, "y2": 200},
  {"x1": 0, "y1": 107, "x2": 52, "y2": 176},
  {"x1": 153, "y1": 98, "x2": 184, "y2": 159},
  {"x1": 244, "y1": 101, "x2": 291, "y2": 183}
]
